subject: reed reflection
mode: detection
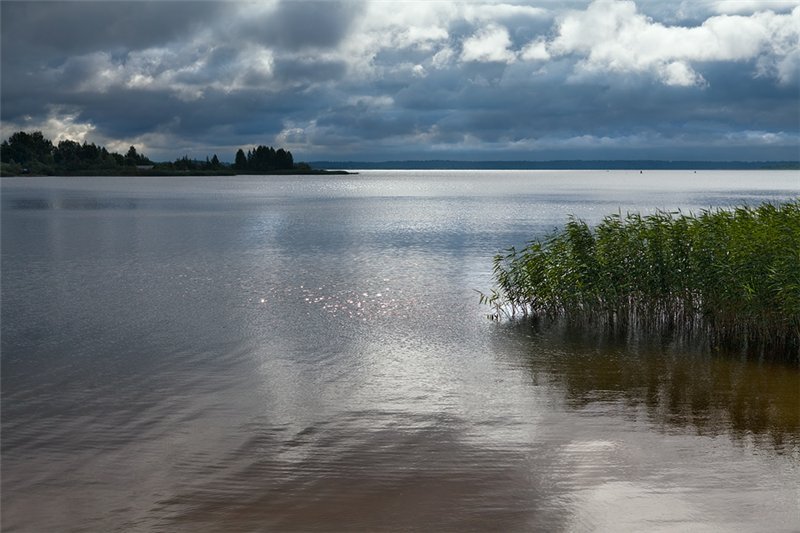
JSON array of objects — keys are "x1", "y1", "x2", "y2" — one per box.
[{"x1": 496, "y1": 320, "x2": 800, "y2": 452}]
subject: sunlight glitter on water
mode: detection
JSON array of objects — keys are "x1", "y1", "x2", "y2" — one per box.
[{"x1": 252, "y1": 282, "x2": 425, "y2": 322}]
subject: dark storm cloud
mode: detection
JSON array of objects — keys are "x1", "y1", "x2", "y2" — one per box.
[
  {"x1": 1, "y1": 1, "x2": 797, "y2": 161},
  {"x1": 317, "y1": 105, "x2": 420, "y2": 141},
  {"x1": 239, "y1": 0, "x2": 364, "y2": 50},
  {"x1": 271, "y1": 58, "x2": 349, "y2": 86},
  {"x1": 68, "y1": 85, "x2": 327, "y2": 140},
  {"x1": 1, "y1": 1, "x2": 222, "y2": 58},
  {"x1": 366, "y1": 49, "x2": 799, "y2": 160},
  {"x1": 1, "y1": 1, "x2": 224, "y2": 128}
]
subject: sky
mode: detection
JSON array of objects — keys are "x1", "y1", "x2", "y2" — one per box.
[{"x1": 1, "y1": 0, "x2": 799, "y2": 162}]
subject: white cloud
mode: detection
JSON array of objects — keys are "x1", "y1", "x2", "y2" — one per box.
[
  {"x1": 0, "y1": 107, "x2": 96, "y2": 144},
  {"x1": 51, "y1": 41, "x2": 285, "y2": 99},
  {"x1": 396, "y1": 26, "x2": 450, "y2": 51},
  {"x1": 462, "y1": 3, "x2": 548, "y2": 23},
  {"x1": 336, "y1": 3, "x2": 548, "y2": 76},
  {"x1": 432, "y1": 47, "x2": 455, "y2": 69},
  {"x1": 520, "y1": 38, "x2": 550, "y2": 61},
  {"x1": 712, "y1": 0, "x2": 799, "y2": 14},
  {"x1": 548, "y1": 0, "x2": 800, "y2": 86},
  {"x1": 275, "y1": 120, "x2": 314, "y2": 148},
  {"x1": 461, "y1": 24, "x2": 516, "y2": 63},
  {"x1": 725, "y1": 129, "x2": 797, "y2": 144},
  {"x1": 658, "y1": 61, "x2": 706, "y2": 87},
  {"x1": 339, "y1": 1, "x2": 455, "y2": 77},
  {"x1": 754, "y1": 6, "x2": 800, "y2": 83}
]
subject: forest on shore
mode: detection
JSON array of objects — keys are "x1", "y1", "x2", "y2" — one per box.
[{"x1": 0, "y1": 131, "x2": 342, "y2": 176}]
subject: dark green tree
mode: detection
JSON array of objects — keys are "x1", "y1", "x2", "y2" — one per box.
[
  {"x1": 123, "y1": 145, "x2": 152, "y2": 166},
  {"x1": 54, "y1": 139, "x2": 82, "y2": 170},
  {"x1": 0, "y1": 131, "x2": 54, "y2": 165},
  {"x1": 125, "y1": 146, "x2": 138, "y2": 166},
  {"x1": 276, "y1": 148, "x2": 293, "y2": 169},
  {"x1": 174, "y1": 155, "x2": 195, "y2": 171},
  {"x1": 79, "y1": 142, "x2": 101, "y2": 163},
  {"x1": 234, "y1": 149, "x2": 247, "y2": 170}
]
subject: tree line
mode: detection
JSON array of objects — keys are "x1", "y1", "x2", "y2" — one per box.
[
  {"x1": 0, "y1": 131, "x2": 152, "y2": 175},
  {"x1": 234, "y1": 145, "x2": 293, "y2": 172},
  {"x1": 0, "y1": 131, "x2": 300, "y2": 176}
]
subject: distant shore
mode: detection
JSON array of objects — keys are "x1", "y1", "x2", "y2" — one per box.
[
  {"x1": 0, "y1": 130, "x2": 355, "y2": 178},
  {"x1": 310, "y1": 160, "x2": 800, "y2": 171},
  {"x1": 0, "y1": 167, "x2": 353, "y2": 177}
]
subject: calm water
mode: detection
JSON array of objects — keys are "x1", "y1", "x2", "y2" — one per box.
[{"x1": 2, "y1": 170, "x2": 799, "y2": 532}]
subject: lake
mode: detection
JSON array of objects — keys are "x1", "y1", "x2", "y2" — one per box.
[{"x1": 2, "y1": 170, "x2": 799, "y2": 532}]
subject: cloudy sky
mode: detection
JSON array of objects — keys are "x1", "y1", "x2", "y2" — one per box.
[{"x1": 2, "y1": 0, "x2": 798, "y2": 162}]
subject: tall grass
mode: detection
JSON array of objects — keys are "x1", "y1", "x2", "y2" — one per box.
[{"x1": 482, "y1": 200, "x2": 800, "y2": 358}]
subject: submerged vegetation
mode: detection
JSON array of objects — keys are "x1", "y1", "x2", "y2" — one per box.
[{"x1": 482, "y1": 201, "x2": 800, "y2": 359}]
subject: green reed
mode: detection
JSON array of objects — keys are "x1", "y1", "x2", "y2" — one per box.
[{"x1": 481, "y1": 200, "x2": 800, "y2": 358}]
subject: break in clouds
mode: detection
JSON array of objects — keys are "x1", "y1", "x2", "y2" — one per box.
[{"x1": 1, "y1": 0, "x2": 799, "y2": 161}]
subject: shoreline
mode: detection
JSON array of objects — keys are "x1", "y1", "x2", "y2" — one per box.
[{"x1": 0, "y1": 168, "x2": 354, "y2": 178}]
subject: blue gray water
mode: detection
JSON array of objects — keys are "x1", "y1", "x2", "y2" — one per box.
[{"x1": 2, "y1": 171, "x2": 799, "y2": 531}]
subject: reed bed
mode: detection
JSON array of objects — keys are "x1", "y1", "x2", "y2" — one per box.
[{"x1": 482, "y1": 200, "x2": 800, "y2": 358}]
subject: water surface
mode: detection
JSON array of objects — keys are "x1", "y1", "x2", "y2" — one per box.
[{"x1": 2, "y1": 171, "x2": 799, "y2": 531}]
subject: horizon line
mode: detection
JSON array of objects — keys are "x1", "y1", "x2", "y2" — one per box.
[{"x1": 307, "y1": 159, "x2": 799, "y2": 170}]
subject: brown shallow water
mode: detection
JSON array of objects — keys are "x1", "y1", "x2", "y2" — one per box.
[{"x1": 2, "y1": 172, "x2": 799, "y2": 532}]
